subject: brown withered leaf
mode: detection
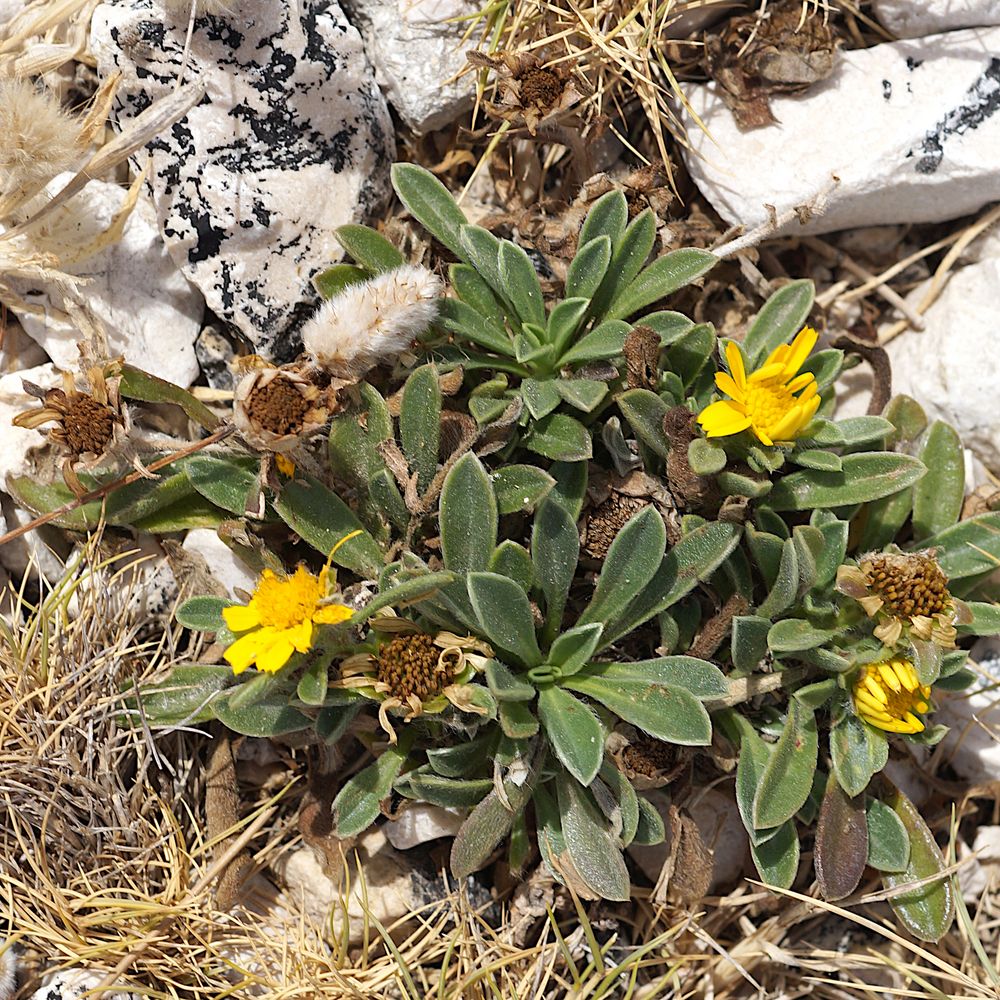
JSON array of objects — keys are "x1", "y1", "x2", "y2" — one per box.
[
  {"x1": 654, "y1": 804, "x2": 714, "y2": 904},
  {"x1": 815, "y1": 775, "x2": 868, "y2": 901},
  {"x1": 624, "y1": 325, "x2": 661, "y2": 390}
]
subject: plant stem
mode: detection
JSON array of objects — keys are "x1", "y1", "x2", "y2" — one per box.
[{"x1": 707, "y1": 666, "x2": 810, "y2": 710}]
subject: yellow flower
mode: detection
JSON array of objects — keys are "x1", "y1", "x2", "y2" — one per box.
[
  {"x1": 698, "y1": 328, "x2": 821, "y2": 447},
  {"x1": 222, "y1": 565, "x2": 352, "y2": 675},
  {"x1": 852, "y1": 658, "x2": 931, "y2": 735}
]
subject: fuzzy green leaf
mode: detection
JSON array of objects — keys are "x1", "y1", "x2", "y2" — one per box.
[
  {"x1": 176, "y1": 595, "x2": 234, "y2": 632},
  {"x1": 557, "y1": 776, "x2": 631, "y2": 900},
  {"x1": 757, "y1": 538, "x2": 798, "y2": 618},
  {"x1": 392, "y1": 162, "x2": 468, "y2": 259},
  {"x1": 830, "y1": 708, "x2": 888, "y2": 797},
  {"x1": 468, "y1": 572, "x2": 542, "y2": 667},
  {"x1": 732, "y1": 615, "x2": 771, "y2": 674},
  {"x1": 634, "y1": 795, "x2": 667, "y2": 845},
  {"x1": 741, "y1": 279, "x2": 814, "y2": 366},
  {"x1": 555, "y1": 378, "x2": 608, "y2": 413},
  {"x1": 547, "y1": 623, "x2": 604, "y2": 677},
  {"x1": 767, "y1": 619, "x2": 837, "y2": 653},
  {"x1": 437, "y1": 297, "x2": 514, "y2": 356},
  {"x1": 616, "y1": 389, "x2": 671, "y2": 460},
  {"x1": 579, "y1": 190, "x2": 627, "y2": 248},
  {"x1": 792, "y1": 449, "x2": 842, "y2": 472},
  {"x1": 489, "y1": 540, "x2": 534, "y2": 593},
  {"x1": 753, "y1": 700, "x2": 818, "y2": 829},
  {"x1": 548, "y1": 299, "x2": 592, "y2": 360},
  {"x1": 538, "y1": 686, "x2": 605, "y2": 785},
  {"x1": 578, "y1": 657, "x2": 728, "y2": 700},
  {"x1": 129, "y1": 664, "x2": 233, "y2": 726},
  {"x1": 333, "y1": 742, "x2": 411, "y2": 837},
  {"x1": 440, "y1": 452, "x2": 498, "y2": 574},
  {"x1": 565, "y1": 237, "x2": 611, "y2": 300},
  {"x1": 484, "y1": 658, "x2": 536, "y2": 702},
  {"x1": 912, "y1": 420, "x2": 964, "y2": 540},
  {"x1": 182, "y1": 454, "x2": 260, "y2": 516},
  {"x1": 768, "y1": 453, "x2": 925, "y2": 511},
  {"x1": 532, "y1": 499, "x2": 580, "y2": 638},
  {"x1": 499, "y1": 239, "x2": 546, "y2": 329},
  {"x1": 397, "y1": 769, "x2": 494, "y2": 809},
  {"x1": 590, "y1": 208, "x2": 656, "y2": 319},
  {"x1": 882, "y1": 783, "x2": 954, "y2": 942},
  {"x1": 328, "y1": 382, "x2": 392, "y2": 489},
  {"x1": 451, "y1": 772, "x2": 536, "y2": 878},
  {"x1": 117, "y1": 363, "x2": 220, "y2": 430},
  {"x1": 688, "y1": 438, "x2": 727, "y2": 475},
  {"x1": 525, "y1": 413, "x2": 593, "y2": 461},
  {"x1": 750, "y1": 820, "x2": 800, "y2": 890},
  {"x1": 213, "y1": 688, "x2": 311, "y2": 738},
  {"x1": 560, "y1": 319, "x2": 631, "y2": 365},
  {"x1": 867, "y1": 797, "x2": 910, "y2": 872},
  {"x1": 492, "y1": 465, "x2": 555, "y2": 515},
  {"x1": 521, "y1": 378, "x2": 562, "y2": 420},
  {"x1": 884, "y1": 394, "x2": 929, "y2": 445},
  {"x1": 335, "y1": 223, "x2": 404, "y2": 272},
  {"x1": 313, "y1": 263, "x2": 369, "y2": 299},
  {"x1": 924, "y1": 512, "x2": 1000, "y2": 580},
  {"x1": 606, "y1": 248, "x2": 716, "y2": 321},
  {"x1": 400, "y1": 364, "x2": 442, "y2": 493}
]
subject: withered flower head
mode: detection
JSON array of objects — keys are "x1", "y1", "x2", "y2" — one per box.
[
  {"x1": 467, "y1": 51, "x2": 583, "y2": 135},
  {"x1": 13, "y1": 365, "x2": 129, "y2": 496},
  {"x1": 332, "y1": 614, "x2": 492, "y2": 744},
  {"x1": 608, "y1": 727, "x2": 687, "y2": 791},
  {"x1": 583, "y1": 493, "x2": 649, "y2": 560},
  {"x1": 836, "y1": 551, "x2": 971, "y2": 649},
  {"x1": 233, "y1": 359, "x2": 337, "y2": 456}
]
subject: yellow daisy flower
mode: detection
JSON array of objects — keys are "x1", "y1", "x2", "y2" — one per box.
[
  {"x1": 852, "y1": 658, "x2": 931, "y2": 735},
  {"x1": 698, "y1": 327, "x2": 821, "y2": 447},
  {"x1": 222, "y1": 565, "x2": 352, "y2": 675}
]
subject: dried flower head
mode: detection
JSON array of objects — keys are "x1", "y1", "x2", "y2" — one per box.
[
  {"x1": 232, "y1": 360, "x2": 335, "y2": 455},
  {"x1": 608, "y1": 727, "x2": 687, "y2": 791},
  {"x1": 0, "y1": 79, "x2": 78, "y2": 211},
  {"x1": 467, "y1": 51, "x2": 584, "y2": 134},
  {"x1": 836, "y1": 551, "x2": 971, "y2": 648},
  {"x1": 334, "y1": 616, "x2": 492, "y2": 743},
  {"x1": 583, "y1": 493, "x2": 649, "y2": 560},
  {"x1": 853, "y1": 658, "x2": 931, "y2": 735},
  {"x1": 12, "y1": 366, "x2": 129, "y2": 496},
  {"x1": 223, "y1": 565, "x2": 352, "y2": 675},
  {"x1": 698, "y1": 328, "x2": 821, "y2": 447},
  {"x1": 301, "y1": 265, "x2": 443, "y2": 379}
]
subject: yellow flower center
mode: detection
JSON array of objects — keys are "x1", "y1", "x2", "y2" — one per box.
[
  {"x1": 852, "y1": 658, "x2": 931, "y2": 735},
  {"x1": 744, "y1": 381, "x2": 797, "y2": 438},
  {"x1": 253, "y1": 567, "x2": 322, "y2": 630}
]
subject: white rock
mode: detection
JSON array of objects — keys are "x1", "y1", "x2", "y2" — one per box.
[
  {"x1": 874, "y1": 0, "x2": 1000, "y2": 39},
  {"x1": 384, "y1": 802, "x2": 465, "y2": 849},
  {"x1": 0, "y1": 495, "x2": 70, "y2": 582},
  {"x1": 3, "y1": 175, "x2": 203, "y2": 386},
  {"x1": 684, "y1": 28, "x2": 1000, "y2": 236},
  {"x1": 31, "y1": 970, "x2": 137, "y2": 1000},
  {"x1": 973, "y1": 824, "x2": 1000, "y2": 863},
  {"x1": 182, "y1": 528, "x2": 257, "y2": 598},
  {"x1": 0, "y1": 319, "x2": 49, "y2": 372},
  {"x1": 344, "y1": 0, "x2": 475, "y2": 134},
  {"x1": 0, "y1": 362, "x2": 53, "y2": 486},
  {"x1": 885, "y1": 254, "x2": 1000, "y2": 472},
  {"x1": 958, "y1": 839, "x2": 989, "y2": 903},
  {"x1": 90, "y1": 0, "x2": 395, "y2": 361},
  {"x1": 937, "y1": 680, "x2": 1000, "y2": 785}
]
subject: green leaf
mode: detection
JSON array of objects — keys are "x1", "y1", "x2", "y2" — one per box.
[
  {"x1": 391, "y1": 162, "x2": 468, "y2": 259},
  {"x1": 400, "y1": 364, "x2": 442, "y2": 493},
  {"x1": 565, "y1": 236, "x2": 611, "y2": 300},
  {"x1": 912, "y1": 421, "x2": 964, "y2": 540},
  {"x1": 741, "y1": 279, "x2": 814, "y2": 366},
  {"x1": 450, "y1": 262, "x2": 503, "y2": 317},
  {"x1": 734, "y1": 722, "x2": 777, "y2": 843},
  {"x1": 814, "y1": 776, "x2": 867, "y2": 901},
  {"x1": 440, "y1": 453, "x2": 498, "y2": 574},
  {"x1": 579, "y1": 190, "x2": 628, "y2": 248},
  {"x1": 525, "y1": 413, "x2": 593, "y2": 461},
  {"x1": 131, "y1": 492, "x2": 226, "y2": 532},
  {"x1": 492, "y1": 465, "x2": 555, "y2": 515},
  {"x1": 176, "y1": 595, "x2": 234, "y2": 632},
  {"x1": 757, "y1": 538, "x2": 798, "y2": 618},
  {"x1": 606, "y1": 248, "x2": 717, "y2": 321},
  {"x1": 753, "y1": 700, "x2": 818, "y2": 829},
  {"x1": 484, "y1": 658, "x2": 536, "y2": 702},
  {"x1": 296, "y1": 647, "x2": 332, "y2": 706},
  {"x1": 577, "y1": 657, "x2": 728, "y2": 699},
  {"x1": 468, "y1": 572, "x2": 542, "y2": 667},
  {"x1": 312, "y1": 262, "x2": 369, "y2": 299},
  {"x1": 924, "y1": 512, "x2": 1000, "y2": 580},
  {"x1": 213, "y1": 687, "x2": 311, "y2": 737},
  {"x1": 335, "y1": 223, "x2": 404, "y2": 272},
  {"x1": 538, "y1": 686, "x2": 604, "y2": 785},
  {"x1": 450, "y1": 743, "x2": 541, "y2": 877},
  {"x1": 333, "y1": 742, "x2": 411, "y2": 837},
  {"x1": 638, "y1": 310, "x2": 696, "y2": 346},
  {"x1": 634, "y1": 795, "x2": 667, "y2": 845},
  {"x1": 884, "y1": 394, "x2": 929, "y2": 445},
  {"x1": 602, "y1": 522, "x2": 741, "y2": 647},
  {"x1": 273, "y1": 476, "x2": 383, "y2": 577},
  {"x1": 328, "y1": 382, "x2": 391, "y2": 489},
  {"x1": 767, "y1": 619, "x2": 837, "y2": 653},
  {"x1": 959, "y1": 601, "x2": 1000, "y2": 636},
  {"x1": 563, "y1": 674, "x2": 711, "y2": 745},
  {"x1": 315, "y1": 703, "x2": 359, "y2": 744},
  {"x1": 793, "y1": 678, "x2": 838, "y2": 710},
  {"x1": 590, "y1": 208, "x2": 657, "y2": 319},
  {"x1": 129, "y1": 664, "x2": 233, "y2": 726},
  {"x1": 182, "y1": 454, "x2": 260, "y2": 516},
  {"x1": 521, "y1": 377, "x2": 562, "y2": 420},
  {"x1": 792, "y1": 449, "x2": 842, "y2": 472},
  {"x1": 858, "y1": 488, "x2": 914, "y2": 552},
  {"x1": 814, "y1": 416, "x2": 895, "y2": 448},
  {"x1": 616, "y1": 389, "x2": 670, "y2": 460},
  {"x1": 437, "y1": 297, "x2": 514, "y2": 356},
  {"x1": 532, "y1": 499, "x2": 580, "y2": 638},
  {"x1": 489, "y1": 540, "x2": 534, "y2": 592},
  {"x1": 600, "y1": 759, "x2": 640, "y2": 847},
  {"x1": 813, "y1": 517, "x2": 849, "y2": 588},
  {"x1": 499, "y1": 700, "x2": 540, "y2": 739},
  {"x1": 830, "y1": 708, "x2": 888, "y2": 797},
  {"x1": 555, "y1": 378, "x2": 608, "y2": 413},
  {"x1": 117, "y1": 363, "x2": 220, "y2": 430},
  {"x1": 547, "y1": 298, "x2": 592, "y2": 359},
  {"x1": 800, "y1": 348, "x2": 845, "y2": 390},
  {"x1": 547, "y1": 623, "x2": 604, "y2": 677},
  {"x1": 867, "y1": 797, "x2": 910, "y2": 872},
  {"x1": 732, "y1": 615, "x2": 771, "y2": 674},
  {"x1": 688, "y1": 438, "x2": 727, "y2": 475},
  {"x1": 750, "y1": 820, "x2": 800, "y2": 890},
  {"x1": 499, "y1": 239, "x2": 546, "y2": 329},
  {"x1": 426, "y1": 734, "x2": 496, "y2": 777},
  {"x1": 397, "y1": 768, "x2": 494, "y2": 809},
  {"x1": 557, "y1": 775, "x2": 631, "y2": 901},
  {"x1": 881, "y1": 783, "x2": 955, "y2": 942},
  {"x1": 669, "y1": 322, "x2": 715, "y2": 388},
  {"x1": 352, "y1": 570, "x2": 455, "y2": 627},
  {"x1": 579, "y1": 505, "x2": 666, "y2": 628},
  {"x1": 560, "y1": 319, "x2": 631, "y2": 365},
  {"x1": 768, "y1": 453, "x2": 926, "y2": 511}
]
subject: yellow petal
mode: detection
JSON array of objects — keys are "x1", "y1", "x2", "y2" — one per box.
[
  {"x1": 752, "y1": 426, "x2": 774, "y2": 447},
  {"x1": 224, "y1": 629, "x2": 269, "y2": 675},
  {"x1": 877, "y1": 662, "x2": 902, "y2": 693},
  {"x1": 698, "y1": 400, "x2": 752, "y2": 438},
  {"x1": 256, "y1": 633, "x2": 296, "y2": 673},
  {"x1": 767, "y1": 403, "x2": 807, "y2": 443},
  {"x1": 749, "y1": 361, "x2": 786, "y2": 384},
  {"x1": 855, "y1": 691, "x2": 892, "y2": 719},
  {"x1": 901, "y1": 712, "x2": 925, "y2": 733},
  {"x1": 715, "y1": 371, "x2": 744, "y2": 402},
  {"x1": 314, "y1": 603, "x2": 353, "y2": 625},
  {"x1": 223, "y1": 602, "x2": 262, "y2": 633},
  {"x1": 784, "y1": 327, "x2": 818, "y2": 377},
  {"x1": 288, "y1": 619, "x2": 314, "y2": 653},
  {"x1": 786, "y1": 372, "x2": 815, "y2": 393},
  {"x1": 893, "y1": 659, "x2": 919, "y2": 691},
  {"x1": 725, "y1": 341, "x2": 747, "y2": 389},
  {"x1": 864, "y1": 676, "x2": 888, "y2": 704}
]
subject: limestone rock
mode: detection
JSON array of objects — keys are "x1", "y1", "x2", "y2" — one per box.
[
  {"x1": 384, "y1": 802, "x2": 465, "y2": 849},
  {"x1": 874, "y1": 0, "x2": 1000, "y2": 39},
  {"x1": 194, "y1": 325, "x2": 236, "y2": 390},
  {"x1": 4, "y1": 174, "x2": 203, "y2": 386},
  {"x1": 936, "y1": 641, "x2": 1000, "y2": 784},
  {"x1": 885, "y1": 254, "x2": 1000, "y2": 472},
  {"x1": 182, "y1": 528, "x2": 256, "y2": 598},
  {"x1": 90, "y1": 0, "x2": 395, "y2": 360},
  {"x1": 684, "y1": 28, "x2": 1000, "y2": 235},
  {"x1": 343, "y1": 0, "x2": 475, "y2": 134},
  {"x1": 0, "y1": 362, "x2": 56, "y2": 487},
  {"x1": 30, "y1": 970, "x2": 137, "y2": 1000}
]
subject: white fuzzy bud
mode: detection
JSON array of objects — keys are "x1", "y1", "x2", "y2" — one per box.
[{"x1": 301, "y1": 264, "x2": 444, "y2": 378}]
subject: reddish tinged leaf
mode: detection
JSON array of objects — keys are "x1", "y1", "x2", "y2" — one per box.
[{"x1": 815, "y1": 775, "x2": 867, "y2": 901}]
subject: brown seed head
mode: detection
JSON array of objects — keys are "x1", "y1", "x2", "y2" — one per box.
[
  {"x1": 54, "y1": 390, "x2": 115, "y2": 456},
  {"x1": 622, "y1": 737, "x2": 679, "y2": 778},
  {"x1": 376, "y1": 634, "x2": 453, "y2": 703},
  {"x1": 246, "y1": 374, "x2": 310, "y2": 437},
  {"x1": 519, "y1": 67, "x2": 563, "y2": 110},
  {"x1": 585, "y1": 494, "x2": 649, "y2": 559},
  {"x1": 861, "y1": 553, "x2": 951, "y2": 619}
]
